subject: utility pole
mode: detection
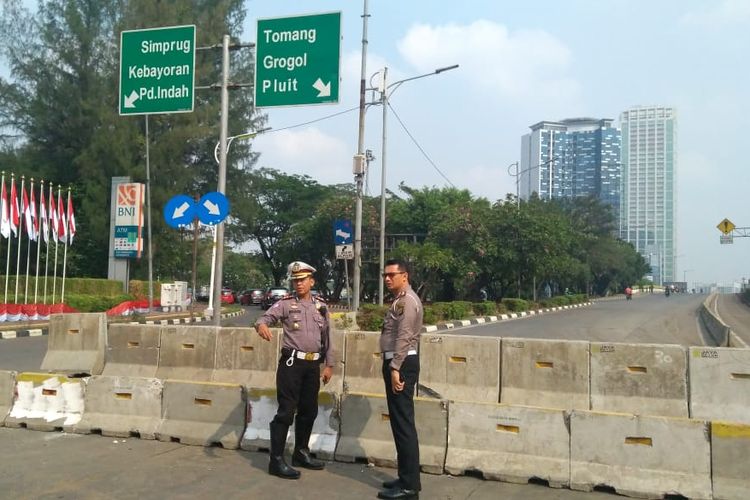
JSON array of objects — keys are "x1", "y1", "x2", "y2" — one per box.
[
  {"x1": 352, "y1": 0, "x2": 369, "y2": 312},
  {"x1": 210, "y1": 35, "x2": 230, "y2": 326}
]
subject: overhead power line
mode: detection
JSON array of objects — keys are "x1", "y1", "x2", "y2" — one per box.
[{"x1": 387, "y1": 102, "x2": 455, "y2": 188}]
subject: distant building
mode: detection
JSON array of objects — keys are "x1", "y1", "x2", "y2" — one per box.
[
  {"x1": 618, "y1": 106, "x2": 676, "y2": 285},
  {"x1": 519, "y1": 118, "x2": 621, "y2": 212}
]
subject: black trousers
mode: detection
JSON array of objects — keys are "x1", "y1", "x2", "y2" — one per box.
[
  {"x1": 382, "y1": 355, "x2": 420, "y2": 491},
  {"x1": 272, "y1": 352, "x2": 321, "y2": 448}
]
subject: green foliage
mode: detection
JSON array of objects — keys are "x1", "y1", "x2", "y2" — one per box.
[
  {"x1": 422, "y1": 306, "x2": 439, "y2": 325},
  {"x1": 472, "y1": 301, "x2": 497, "y2": 316},
  {"x1": 0, "y1": 276, "x2": 124, "y2": 297},
  {"x1": 501, "y1": 298, "x2": 529, "y2": 312},
  {"x1": 356, "y1": 304, "x2": 388, "y2": 332},
  {"x1": 65, "y1": 293, "x2": 134, "y2": 312}
]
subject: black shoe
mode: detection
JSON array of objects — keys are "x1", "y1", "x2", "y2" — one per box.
[
  {"x1": 268, "y1": 455, "x2": 301, "y2": 479},
  {"x1": 382, "y1": 478, "x2": 401, "y2": 489},
  {"x1": 377, "y1": 487, "x2": 419, "y2": 499},
  {"x1": 292, "y1": 448, "x2": 325, "y2": 470}
]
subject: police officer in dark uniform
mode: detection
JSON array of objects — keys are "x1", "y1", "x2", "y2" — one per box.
[
  {"x1": 255, "y1": 261, "x2": 334, "y2": 479},
  {"x1": 377, "y1": 258, "x2": 423, "y2": 500}
]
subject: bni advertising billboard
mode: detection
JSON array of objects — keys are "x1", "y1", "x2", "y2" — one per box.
[{"x1": 113, "y1": 182, "x2": 144, "y2": 258}]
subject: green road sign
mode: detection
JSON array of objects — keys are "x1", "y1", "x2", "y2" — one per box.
[
  {"x1": 119, "y1": 25, "x2": 196, "y2": 115},
  {"x1": 255, "y1": 12, "x2": 341, "y2": 107}
]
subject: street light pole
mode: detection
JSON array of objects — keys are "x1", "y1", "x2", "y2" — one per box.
[{"x1": 376, "y1": 64, "x2": 459, "y2": 305}]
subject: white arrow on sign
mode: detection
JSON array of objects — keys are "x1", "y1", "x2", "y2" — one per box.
[
  {"x1": 335, "y1": 228, "x2": 351, "y2": 240},
  {"x1": 124, "y1": 90, "x2": 140, "y2": 108},
  {"x1": 172, "y1": 201, "x2": 191, "y2": 219},
  {"x1": 203, "y1": 199, "x2": 220, "y2": 215},
  {"x1": 312, "y1": 78, "x2": 331, "y2": 98}
]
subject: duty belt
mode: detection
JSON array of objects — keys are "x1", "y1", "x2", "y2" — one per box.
[
  {"x1": 382, "y1": 349, "x2": 417, "y2": 360},
  {"x1": 283, "y1": 348, "x2": 321, "y2": 366}
]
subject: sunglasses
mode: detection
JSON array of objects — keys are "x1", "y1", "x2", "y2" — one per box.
[{"x1": 382, "y1": 271, "x2": 405, "y2": 278}]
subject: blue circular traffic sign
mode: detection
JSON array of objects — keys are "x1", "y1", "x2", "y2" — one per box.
[
  {"x1": 164, "y1": 194, "x2": 196, "y2": 228},
  {"x1": 197, "y1": 191, "x2": 230, "y2": 225}
]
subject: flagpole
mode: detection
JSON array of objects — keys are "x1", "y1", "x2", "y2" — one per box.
[
  {"x1": 43, "y1": 183, "x2": 52, "y2": 304},
  {"x1": 61, "y1": 187, "x2": 70, "y2": 303},
  {"x1": 0, "y1": 171, "x2": 4, "y2": 305},
  {"x1": 5, "y1": 173, "x2": 15, "y2": 304},
  {"x1": 23, "y1": 178, "x2": 34, "y2": 303},
  {"x1": 14, "y1": 175, "x2": 25, "y2": 303},
  {"x1": 52, "y1": 185, "x2": 60, "y2": 304},
  {"x1": 34, "y1": 180, "x2": 43, "y2": 303}
]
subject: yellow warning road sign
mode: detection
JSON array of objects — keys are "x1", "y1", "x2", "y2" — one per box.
[{"x1": 717, "y1": 218, "x2": 735, "y2": 235}]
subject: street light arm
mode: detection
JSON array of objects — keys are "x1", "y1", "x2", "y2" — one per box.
[
  {"x1": 213, "y1": 127, "x2": 272, "y2": 165},
  {"x1": 385, "y1": 63, "x2": 459, "y2": 98}
]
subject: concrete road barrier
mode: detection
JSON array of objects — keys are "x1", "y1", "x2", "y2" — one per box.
[
  {"x1": 213, "y1": 327, "x2": 278, "y2": 389},
  {"x1": 240, "y1": 388, "x2": 340, "y2": 460},
  {"x1": 0, "y1": 370, "x2": 15, "y2": 426},
  {"x1": 5, "y1": 372, "x2": 85, "y2": 432},
  {"x1": 156, "y1": 380, "x2": 245, "y2": 449},
  {"x1": 501, "y1": 338, "x2": 589, "y2": 410},
  {"x1": 76, "y1": 376, "x2": 163, "y2": 439},
  {"x1": 590, "y1": 342, "x2": 688, "y2": 417},
  {"x1": 335, "y1": 392, "x2": 448, "y2": 474},
  {"x1": 102, "y1": 324, "x2": 161, "y2": 378},
  {"x1": 40, "y1": 313, "x2": 107, "y2": 375},
  {"x1": 156, "y1": 326, "x2": 217, "y2": 381},
  {"x1": 321, "y1": 328, "x2": 345, "y2": 395},
  {"x1": 570, "y1": 410, "x2": 711, "y2": 499},
  {"x1": 343, "y1": 332, "x2": 385, "y2": 394},
  {"x1": 445, "y1": 402, "x2": 569, "y2": 487},
  {"x1": 418, "y1": 334, "x2": 500, "y2": 403},
  {"x1": 711, "y1": 421, "x2": 750, "y2": 500},
  {"x1": 690, "y1": 346, "x2": 750, "y2": 424}
]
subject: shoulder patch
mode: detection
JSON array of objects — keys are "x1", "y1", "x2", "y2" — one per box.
[{"x1": 395, "y1": 301, "x2": 405, "y2": 315}]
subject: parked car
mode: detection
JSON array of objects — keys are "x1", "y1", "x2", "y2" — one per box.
[
  {"x1": 195, "y1": 285, "x2": 210, "y2": 302},
  {"x1": 220, "y1": 288, "x2": 235, "y2": 304},
  {"x1": 261, "y1": 287, "x2": 289, "y2": 309},
  {"x1": 238, "y1": 288, "x2": 264, "y2": 306}
]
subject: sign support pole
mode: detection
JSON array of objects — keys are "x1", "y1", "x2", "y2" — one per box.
[
  {"x1": 145, "y1": 115, "x2": 154, "y2": 312},
  {"x1": 211, "y1": 34, "x2": 230, "y2": 326}
]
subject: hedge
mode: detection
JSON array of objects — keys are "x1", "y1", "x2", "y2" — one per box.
[{"x1": 0, "y1": 276, "x2": 126, "y2": 297}]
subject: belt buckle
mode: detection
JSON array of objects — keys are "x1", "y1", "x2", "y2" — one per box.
[{"x1": 304, "y1": 352, "x2": 315, "y2": 361}]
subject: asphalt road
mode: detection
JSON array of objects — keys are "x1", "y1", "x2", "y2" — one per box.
[
  {"x1": 715, "y1": 293, "x2": 750, "y2": 345},
  {"x1": 453, "y1": 292, "x2": 708, "y2": 346},
  {"x1": 0, "y1": 428, "x2": 614, "y2": 500}
]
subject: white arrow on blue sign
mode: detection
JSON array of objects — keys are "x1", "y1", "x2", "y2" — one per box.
[
  {"x1": 334, "y1": 219, "x2": 353, "y2": 245},
  {"x1": 164, "y1": 194, "x2": 196, "y2": 228},
  {"x1": 197, "y1": 191, "x2": 230, "y2": 225}
]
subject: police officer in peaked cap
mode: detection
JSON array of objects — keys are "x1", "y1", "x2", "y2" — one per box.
[{"x1": 255, "y1": 261, "x2": 334, "y2": 479}]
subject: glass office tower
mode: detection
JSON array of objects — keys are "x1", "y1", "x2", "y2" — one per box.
[
  {"x1": 519, "y1": 118, "x2": 621, "y2": 214},
  {"x1": 619, "y1": 106, "x2": 676, "y2": 285}
]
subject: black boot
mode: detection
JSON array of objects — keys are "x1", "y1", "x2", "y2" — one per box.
[
  {"x1": 292, "y1": 424, "x2": 325, "y2": 470},
  {"x1": 269, "y1": 422, "x2": 300, "y2": 479},
  {"x1": 292, "y1": 448, "x2": 325, "y2": 470}
]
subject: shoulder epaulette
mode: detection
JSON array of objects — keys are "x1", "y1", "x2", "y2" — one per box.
[{"x1": 280, "y1": 294, "x2": 295, "y2": 301}]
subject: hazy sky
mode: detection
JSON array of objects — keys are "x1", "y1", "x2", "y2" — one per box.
[
  {"x1": 243, "y1": 0, "x2": 750, "y2": 288},
  {"x1": 4, "y1": 1, "x2": 749, "y2": 287}
]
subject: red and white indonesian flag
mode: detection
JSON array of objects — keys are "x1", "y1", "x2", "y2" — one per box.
[
  {"x1": 22, "y1": 184, "x2": 36, "y2": 241},
  {"x1": 48, "y1": 185, "x2": 57, "y2": 245},
  {"x1": 9, "y1": 179, "x2": 18, "y2": 237},
  {"x1": 30, "y1": 184, "x2": 38, "y2": 242},
  {"x1": 57, "y1": 189, "x2": 66, "y2": 244},
  {"x1": 0, "y1": 177, "x2": 9, "y2": 239},
  {"x1": 39, "y1": 185, "x2": 48, "y2": 244},
  {"x1": 67, "y1": 192, "x2": 76, "y2": 245}
]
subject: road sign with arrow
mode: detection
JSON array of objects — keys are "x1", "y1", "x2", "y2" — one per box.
[
  {"x1": 163, "y1": 194, "x2": 196, "y2": 228},
  {"x1": 254, "y1": 12, "x2": 341, "y2": 107},
  {"x1": 196, "y1": 191, "x2": 230, "y2": 225},
  {"x1": 119, "y1": 25, "x2": 196, "y2": 115}
]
